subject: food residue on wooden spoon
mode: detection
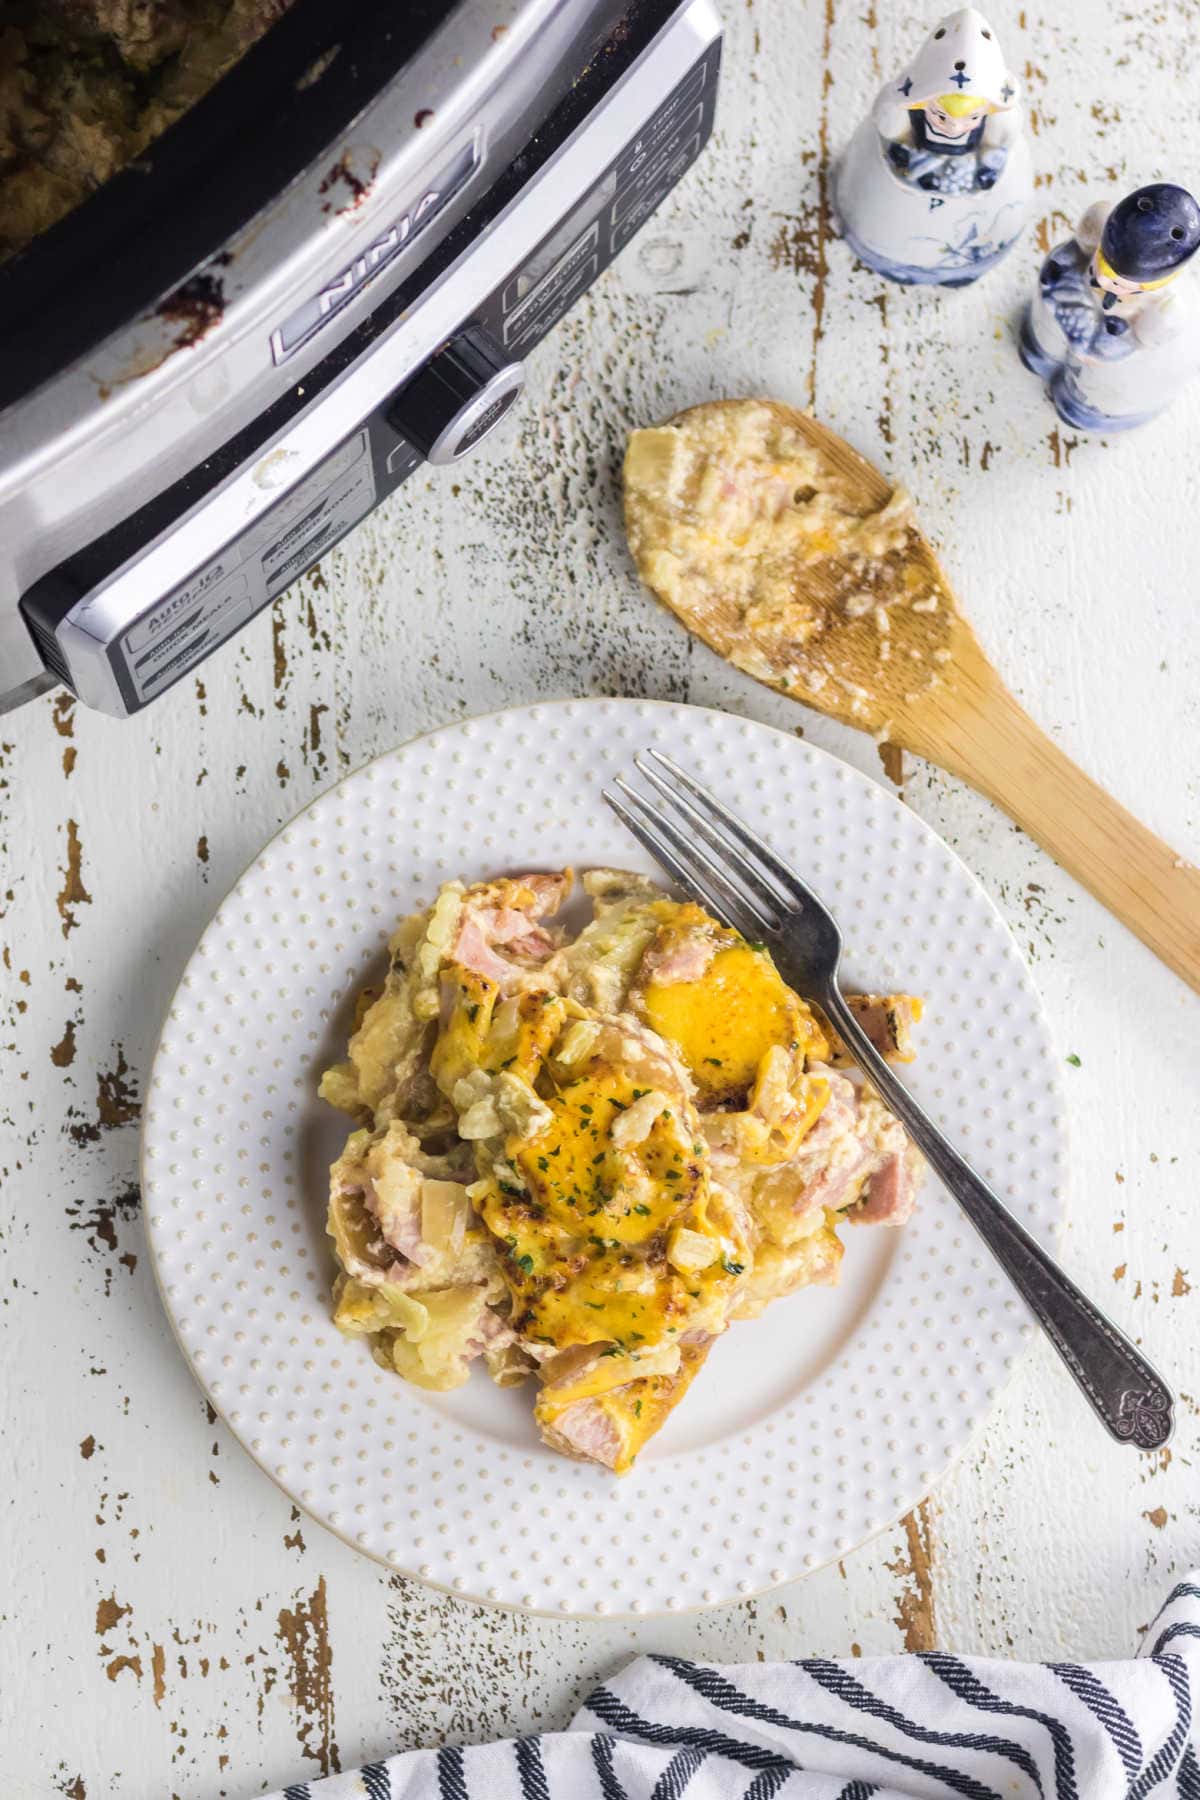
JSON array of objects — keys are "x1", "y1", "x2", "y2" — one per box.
[{"x1": 623, "y1": 398, "x2": 963, "y2": 741}]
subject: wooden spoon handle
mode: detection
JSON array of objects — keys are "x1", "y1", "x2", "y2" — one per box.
[{"x1": 906, "y1": 672, "x2": 1200, "y2": 993}]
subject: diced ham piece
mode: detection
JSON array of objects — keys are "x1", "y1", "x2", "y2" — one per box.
[
  {"x1": 364, "y1": 1167, "x2": 430, "y2": 1265},
  {"x1": 466, "y1": 1304, "x2": 516, "y2": 1356},
  {"x1": 540, "y1": 1399, "x2": 622, "y2": 1470},
  {"x1": 640, "y1": 932, "x2": 717, "y2": 986},
  {"x1": 796, "y1": 1136, "x2": 877, "y2": 1216},
  {"x1": 772, "y1": 1064, "x2": 924, "y2": 1224},
  {"x1": 792, "y1": 1065, "x2": 857, "y2": 1160},
  {"x1": 519, "y1": 872, "x2": 572, "y2": 911},
  {"x1": 450, "y1": 873, "x2": 569, "y2": 987},
  {"x1": 825, "y1": 994, "x2": 922, "y2": 1065},
  {"x1": 486, "y1": 908, "x2": 556, "y2": 955},
  {"x1": 854, "y1": 1145, "x2": 922, "y2": 1226},
  {"x1": 450, "y1": 915, "x2": 520, "y2": 985}
]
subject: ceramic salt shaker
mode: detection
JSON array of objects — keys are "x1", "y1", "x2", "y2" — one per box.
[
  {"x1": 834, "y1": 7, "x2": 1031, "y2": 286},
  {"x1": 1019, "y1": 183, "x2": 1200, "y2": 431}
]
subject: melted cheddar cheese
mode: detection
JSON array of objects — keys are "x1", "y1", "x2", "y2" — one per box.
[
  {"x1": 428, "y1": 950, "x2": 750, "y2": 1360},
  {"x1": 514, "y1": 1065, "x2": 698, "y2": 1240},
  {"x1": 535, "y1": 1338, "x2": 713, "y2": 1473},
  {"x1": 473, "y1": 1047, "x2": 744, "y2": 1352},
  {"x1": 431, "y1": 975, "x2": 567, "y2": 1096},
  {"x1": 636, "y1": 923, "x2": 829, "y2": 1105}
]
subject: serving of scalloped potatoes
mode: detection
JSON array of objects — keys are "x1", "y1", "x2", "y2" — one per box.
[{"x1": 319, "y1": 869, "x2": 924, "y2": 1471}]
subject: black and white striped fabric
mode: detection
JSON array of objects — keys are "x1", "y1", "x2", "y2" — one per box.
[{"x1": 266, "y1": 1573, "x2": 1200, "y2": 1800}]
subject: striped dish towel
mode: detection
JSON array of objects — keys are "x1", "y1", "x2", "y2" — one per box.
[{"x1": 269, "y1": 1572, "x2": 1200, "y2": 1799}]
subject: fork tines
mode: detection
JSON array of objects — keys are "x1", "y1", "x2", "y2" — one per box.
[{"x1": 603, "y1": 749, "x2": 816, "y2": 942}]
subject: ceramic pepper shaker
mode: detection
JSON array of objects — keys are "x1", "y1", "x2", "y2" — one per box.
[
  {"x1": 1019, "y1": 183, "x2": 1200, "y2": 431},
  {"x1": 834, "y1": 6, "x2": 1032, "y2": 287}
]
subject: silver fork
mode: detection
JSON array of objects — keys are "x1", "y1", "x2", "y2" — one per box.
[{"x1": 604, "y1": 749, "x2": 1174, "y2": 1452}]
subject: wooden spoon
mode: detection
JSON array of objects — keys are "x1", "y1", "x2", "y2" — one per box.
[{"x1": 623, "y1": 398, "x2": 1200, "y2": 993}]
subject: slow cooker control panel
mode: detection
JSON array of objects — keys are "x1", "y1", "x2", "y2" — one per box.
[
  {"x1": 20, "y1": 20, "x2": 721, "y2": 715},
  {"x1": 368, "y1": 37, "x2": 719, "y2": 493},
  {"x1": 388, "y1": 327, "x2": 524, "y2": 466}
]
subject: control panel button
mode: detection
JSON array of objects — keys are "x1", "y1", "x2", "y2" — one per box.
[{"x1": 388, "y1": 327, "x2": 524, "y2": 465}]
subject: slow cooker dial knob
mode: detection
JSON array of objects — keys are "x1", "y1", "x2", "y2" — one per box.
[{"x1": 389, "y1": 326, "x2": 524, "y2": 466}]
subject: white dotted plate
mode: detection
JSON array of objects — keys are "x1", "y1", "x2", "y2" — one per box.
[{"x1": 143, "y1": 699, "x2": 1066, "y2": 1616}]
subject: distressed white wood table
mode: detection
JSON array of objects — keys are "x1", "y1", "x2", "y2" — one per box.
[{"x1": 3, "y1": 4, "x2": 1198, "y2": 1795}]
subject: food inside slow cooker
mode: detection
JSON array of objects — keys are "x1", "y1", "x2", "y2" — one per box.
[{"x1": 0, "y1": 0, "x2": 296, "y2": 261}]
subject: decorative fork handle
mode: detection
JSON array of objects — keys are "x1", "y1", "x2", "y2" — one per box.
[{"x1": 819, "y1": 987, "x2": 1174, "y2": 1451}]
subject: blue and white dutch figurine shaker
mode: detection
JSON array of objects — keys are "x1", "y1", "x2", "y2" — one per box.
[
  {"x1": 834, "y1": 7, "x2": 1032, "y2": 287},
  {"x1": 1019, "y1": 183, "x2": 1200, "y2": 431}
]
